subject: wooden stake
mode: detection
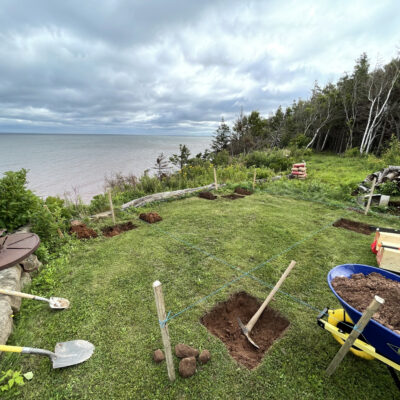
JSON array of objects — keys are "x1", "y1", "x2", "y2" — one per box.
[
  {"x1": 252, "y1": 169, "x2": 257, "y2": 191},
  {"x1": 108, "y1": 189, "x2": 116, "y2": 225},
  {"x1": 364, "y1": 177, "x2": 377, "y2": 215},
  {"x1": 326, "y1": 295, "x2": 384, "y2": 376},
  {"x1": 213, "y1": 167, "x2": 218, "y2": 190},
  {"x1": 153, "y1": 280, "x2": 175, "y2": 381}
]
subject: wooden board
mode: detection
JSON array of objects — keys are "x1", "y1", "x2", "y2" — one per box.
[
  {"x1": 375, "y1": 231, "x2": 400, "y2": 247},
  {"x1": 376, "y1": 246, "x2": 400, "y2": 273}
]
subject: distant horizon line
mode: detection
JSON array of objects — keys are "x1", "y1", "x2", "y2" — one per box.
[{"x1": 0, "y1": 132, "x2": 213, "y2": 137}]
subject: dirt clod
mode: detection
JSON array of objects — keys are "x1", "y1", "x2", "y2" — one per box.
[
  {"x1": 175, "y1": 343, "x2": 199, "y2": 358},
  {"x1": 69, "y1": 223, "x2": 98, "y2": 239},
  {"x1": 201, "y1": 292, "x2": 290, "y2": 369},
  {"x1": 153, "y1": 349, "x2": 165, "y2": 363},
  {"x1": 139, "y1": 212, "x2": 162, "y2": 224},
  {"x1": 101, "y1": 221, "x2": 137, "y2": 237},
  {"x1": 198, "y1": 191, "x2": 217, "y2": 200},
  {"x1": 332, "y1": 218, "x2": 373, "y2": 235},
  {"x1": 222, "y1": 194, "x2": 244, "y2": 200},
  {"x1": 179, "y1": 357, "x2": 197, "y2": 378},
  {"x1": 332, "y1": 272, "x2": 400, "y2": 332},
  {"x1": 234, "y1": 187, "x2": 252, "y2": 196},
  {"x1": 199, "y1": 350, "x2": 211, "y2": 364}
]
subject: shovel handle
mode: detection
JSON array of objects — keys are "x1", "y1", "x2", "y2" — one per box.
[
  {"x1": 246, "y1": 260, "x2": 297, "y2": 332},
  {"x1": 0, "y1": 345, "x2": 23, "y2": 353},
  {"x1": 0, "y1": 344, "x2": 55, "y2": 358},
  {"x1": 0, "y1": 288, "x2": 46, "y2": 302}
]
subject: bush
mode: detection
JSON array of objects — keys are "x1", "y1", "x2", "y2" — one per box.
[
  {"x1": 383, "y1": 135, "x2": 400, "y2": 165},
  {"x1": 211, "y1": 150, "x2": 230, "y2": 166},
  {"x1": 380, "y1": 181, "x2": 400, "y2": 196},
  {"x1": 344, "y1": 147, "x2": 360, "y2": 158},
  {"x1": 289, "y1": 134, "x2": 309, "y2": 148},
  {"x1": 245, "y1": 150, "x2": 292, "y2": 172}
]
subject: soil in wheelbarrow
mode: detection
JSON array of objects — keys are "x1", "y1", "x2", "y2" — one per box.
[
  {"x1": 101, "y1": 221, "x2": 137, "y2": 237},
  {"x1": 332, "y1": 272, "x2": 400, "y2": 333},
  {"x1": 332, "y1": 218, "x2": 373, "y2": 235},
  {"x1": 222, "y1": 194, "x2": 244, "y2": 200},
  {"x1": 198, "y1": 191, "x2": 217, "y2": 200},
  {"x1": 234, "y1": 187, "x2": 253, "y2": 196},
  {"x1": 70, "y1": 223, "x2": 98, "y2": 239},
  {"x1": 201, "y1": 292, "x2": 290, "y2": 369}
]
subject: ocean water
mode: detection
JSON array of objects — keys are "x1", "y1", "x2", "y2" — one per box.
[{"x1": 0, "y1": 134, "x2": 211, "y2": 203}]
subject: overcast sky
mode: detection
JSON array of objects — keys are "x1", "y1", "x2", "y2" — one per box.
[{"x1": 0, "y1": 0, "x2": 399, "y2": 135}]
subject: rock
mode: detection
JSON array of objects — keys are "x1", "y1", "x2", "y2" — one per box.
[
  {"x1": 179, "y1": 357, "x2": 196, "y2": 378},
  {"x1": 199, "y1": 350, "x2": 211, "y2": 364},
  {"x1": 20, "y1": 272, "x2": 32, "y2": 289},
  {"x1": 139, "y1": 212, "x2": 162, "y2": 224},
  {"x1": 0, "y1": 298, "x2": 13, "y2": 345},
  {"x1": 175, "y1": 343, "x2": 199, "y2": 358},
  {"x1": 153, "y1": 349, "x2": 165, "y2": 363},
  {"x1": 20, "y1": 254, "x2": 42, "y2": 273},
  {"x1": 0, "y1": 265, "x2": 22, "y2": 312}
]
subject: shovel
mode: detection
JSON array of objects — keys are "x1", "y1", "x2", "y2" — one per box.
[
  {"x1": 238, "y1": 260, "x2": 297, "y2": 349},
  {"x1": 0, "y1": 340, "x2": 94, "y2": 368},
  {"x1": 0, "y1": 288, "x2": 70, "y2": 310}
]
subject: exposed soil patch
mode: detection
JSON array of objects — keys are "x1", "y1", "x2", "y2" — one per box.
[
  {"x1": 222, "y1": 194, "x2": 245, "y2": 200},
  {"x1": 69, "y1": 223, "x2": 98, "y2": 239},
  {"x1": 201, "y1": 292, "x2": 290, "y2": 369},
  {"x1": 101, "y1": 221, "x2": 137, "y2": 237},
  {"x1": 332, "y1": 272, "x2": 400, "y2": 333},
  {"x1": 198, "y1": 191, "x2": 217, "y2": 200},
  {"x1": 332, "y1": 218, "x2": 373, "y2": 235},
  {"x1": 234, "y1": 187, "x2": 253, "y2": 196},
  {"x1": 139, "y1": 212, "x2": 162, "y2": 224}
]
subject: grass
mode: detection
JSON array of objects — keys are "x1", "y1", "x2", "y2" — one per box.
[{"x1": 1, "y1": 187, "x2": 399, "y2": 399}]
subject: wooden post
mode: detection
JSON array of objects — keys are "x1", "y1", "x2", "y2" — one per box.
[
  {"x1": 364, "y1": 177, "x2": 377, "y2": 215},
  {"x1": 153, "y1": 280, "x2": 175, "y2": 381},
  {"x1": 213, "y1": 167, "x2": 218, "y2": 190},
  {"x1": 108, "y1": 189, "x2": 116, "y2": 225},
  {"x1": 252, "y1": 169, "x2": 257, "y2": 191},
  {"x1": 326, "y1": 295, "x2": 384, "y2": 376}
]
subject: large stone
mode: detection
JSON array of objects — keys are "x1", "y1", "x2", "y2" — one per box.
[
  {"x1": 179, "y1": 357, "x2": 196, "y2": 378},
  {"x1": 0, "y1": 298, "x2": 13, "y2": 345},
  {"x1": 175, "y1": 343, "x2": 199, "y2": 358},
  {"x1": 20, "y1": 254, "x2": 42, "y2": 273},
  {"x1": 0, "y1": 265, "x2": 22, "y2": 312},
  {"x1": 20, "y1": 272, "x2": 32, "y2": 289}
]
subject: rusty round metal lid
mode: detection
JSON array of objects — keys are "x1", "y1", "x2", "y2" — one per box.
[{"x1": 0, "y1": 233, "x2": 40, "y2": 271}]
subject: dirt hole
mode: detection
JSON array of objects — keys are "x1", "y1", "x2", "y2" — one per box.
[
  {"x1": 201, "y1": 292, "x2": 290, "y2": 369},
  {"x1": 70, "y1": 223, "x2": 98, "y2": 239},
  {"x1": 332, "y1": 218, "x2": 373, "y2": 235},
  {"x1": 222, "y1": 194, "x2": 244, "y2": 200},
  {"x1": 101, "y1": 221, "x2": 137, "y2": 237},
  {"x1": 198, "y1": 191, "x2": 217, "y2": 200},
  {"x1": 234, "y1": 187, "x2": 253, "y2": 196}
]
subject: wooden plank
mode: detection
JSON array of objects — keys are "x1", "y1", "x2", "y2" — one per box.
[{"x1": 376, "y1": 246, "x2": 400, "y2": 273}]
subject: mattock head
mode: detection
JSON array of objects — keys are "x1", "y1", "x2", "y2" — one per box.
[{"x1": 237, "y1": 317, "x2": 260, "y2": 349}]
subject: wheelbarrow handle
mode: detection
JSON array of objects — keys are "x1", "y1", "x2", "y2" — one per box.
[
  {"x1": 0, "y1": 288, "x2": 48, "y2": 302},
  {"x1": 0, "y1": 344, "x2": 55, "y2": 358}
]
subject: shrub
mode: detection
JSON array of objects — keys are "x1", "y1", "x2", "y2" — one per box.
[
  {"x1": 382, "y1": 135, "x2": 400, "y2": 165},
  {"x1": 344, "y1": 147, "x2": 360, "y2": 158},
  {"x1": 245, "y1": 150, "x2": 292, "y2": 172},
  {"x1": 211, "y1": 150, "x2": 230, "y2": 166},
  {"x1": 380, "y1": 181, "x2": 400, "y2": 196}
]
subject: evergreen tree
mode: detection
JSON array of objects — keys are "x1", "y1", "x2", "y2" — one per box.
[
  {"x1": 211, "y1": 117, "x2": 231, "y2": 153},
  {"x1": 153, "y1": 153, "x2": 169, "y2": 180},
  {"x1": 169, "y1": 144, "x2": 191, "y2": 169}
]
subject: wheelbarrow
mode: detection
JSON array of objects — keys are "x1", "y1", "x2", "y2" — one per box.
[{"x1": 317, "y1": 264, "x2": 400, "y2": 389}]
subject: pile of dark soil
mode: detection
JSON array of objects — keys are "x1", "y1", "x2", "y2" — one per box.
[
  {"x1": 332, "y1": 218, "x2": 373, "y2": 235},
  {"x1": 222, "y1": 194, "x2": 244, "y2": 200},
  {"x1": 198, "y1": 191, "x2": 217, "y2": 200},
  {"x1": 70, "y1": 223, "x2": 98, "y2": 239},
  {"x1": 201, "y1": 292, "x2": 290, "y2": 369},
  {"x1": 234, "y1": 187, "x2": 253, "y2": 196},
  {"x1": 101, "y1": 221, "x2": 137, "y2": 237},
  {"x1": 332, "y1": 272, "x2": 400, "y2": 333},
  {"x1": 139, "y1": 212, "x2": 162, "y2": 223}
]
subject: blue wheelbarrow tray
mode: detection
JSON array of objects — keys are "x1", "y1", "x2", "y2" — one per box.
[{"x1": 328, "y1": 264, "x2": 400, "y2": 365}]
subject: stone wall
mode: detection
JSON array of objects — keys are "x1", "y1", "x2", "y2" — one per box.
[{"x1": 0, "y1": 255, "x2": 42, "y2": 345}]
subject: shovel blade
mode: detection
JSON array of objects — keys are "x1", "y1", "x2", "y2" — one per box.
[
  {"x1": 52, "y1": 340, "x2": 94, "y2": 368},
  {"x1": 49, "y1": 297, "x2": 70, "y2": 309},
  {"x1": 237, "y1": 317, "x2": 260, "y2": 349}
]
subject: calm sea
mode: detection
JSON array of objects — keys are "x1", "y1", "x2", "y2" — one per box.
[{"x1": 0, "y1": 134, "x2": 211, "y2": 203}]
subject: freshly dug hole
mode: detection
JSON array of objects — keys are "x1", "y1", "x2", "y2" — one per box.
[
  {"x1": 201, "y1": 292, "x2": 290, "y2": 369},
  {"x1": 332, "y1": 218, "x2": 373, "y2": 235},
  {"x1": 101, "y1": 221, "x2": 137, "y2": 237},
  {"x1": 70, "y1": 223, "x2": 98, "y2": 239},
  {"x1": 222, "y1": 194, "x2": 244, "y2": 200},
  {"x1": 234, "y1": 187, "x2": 253, "y2": 196},
  {"x1": 198, "y1": 191, "x2": 217, "y2": 200}
]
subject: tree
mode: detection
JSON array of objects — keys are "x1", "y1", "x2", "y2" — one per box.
[
  {"x1": 169, "y1": 144, "x2": 191, "y2": 169},
  {"x1": 211, "y1": 117, "x2": 231, "y2": 153},
  {"x1": 153, "y1": 153, "x2": 169, "y2": 180}
]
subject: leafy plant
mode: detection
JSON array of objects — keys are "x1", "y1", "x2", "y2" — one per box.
[{"x1": 0, "y1": 369, "x2": 33, "y2": 393}]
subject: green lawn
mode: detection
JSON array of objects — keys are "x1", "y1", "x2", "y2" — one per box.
[{"x1": 1, "y1": 190, "x2": 399, "y2": 399}]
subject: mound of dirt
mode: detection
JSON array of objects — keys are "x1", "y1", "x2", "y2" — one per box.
[
  {"x1": 234, "y1": 187, "x2": 253, "y2": 196},
  {"x1": 139, "y1": 212, "x2": 162, "y2": 224},
  {"x1": 198, "y1": 191, "x2": 217, "y2": 200},
  {"x1": 222, "y1": 194, "x2": 244, "y2": 200},
  {"x1": 201, "y1": 292, "x2": 290, "y2": 369},
  {"x1": 70, "y1": 223, "x2": 98, "y2": 239},
  {"x1": 332, "y1": 218, "x2": 373, "y2": 235},
  {"x1": 101, "y1": 221, "x2": 137, "y2": 237},
  {"x1": 332, "y1": 272, "x2": 400, "y2": 333}
]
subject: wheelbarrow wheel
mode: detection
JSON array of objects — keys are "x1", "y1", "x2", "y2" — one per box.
[{"x1": 328, "y1": 309, "x2": 375, "y2": 361}]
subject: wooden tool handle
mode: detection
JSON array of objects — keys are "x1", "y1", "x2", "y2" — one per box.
[
  {"x1": 247, "y1": 260, "x2": 297, "y2": 332},
  {"x1": 0, "y1": 288, "x2": 36, "y2": 300}
]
